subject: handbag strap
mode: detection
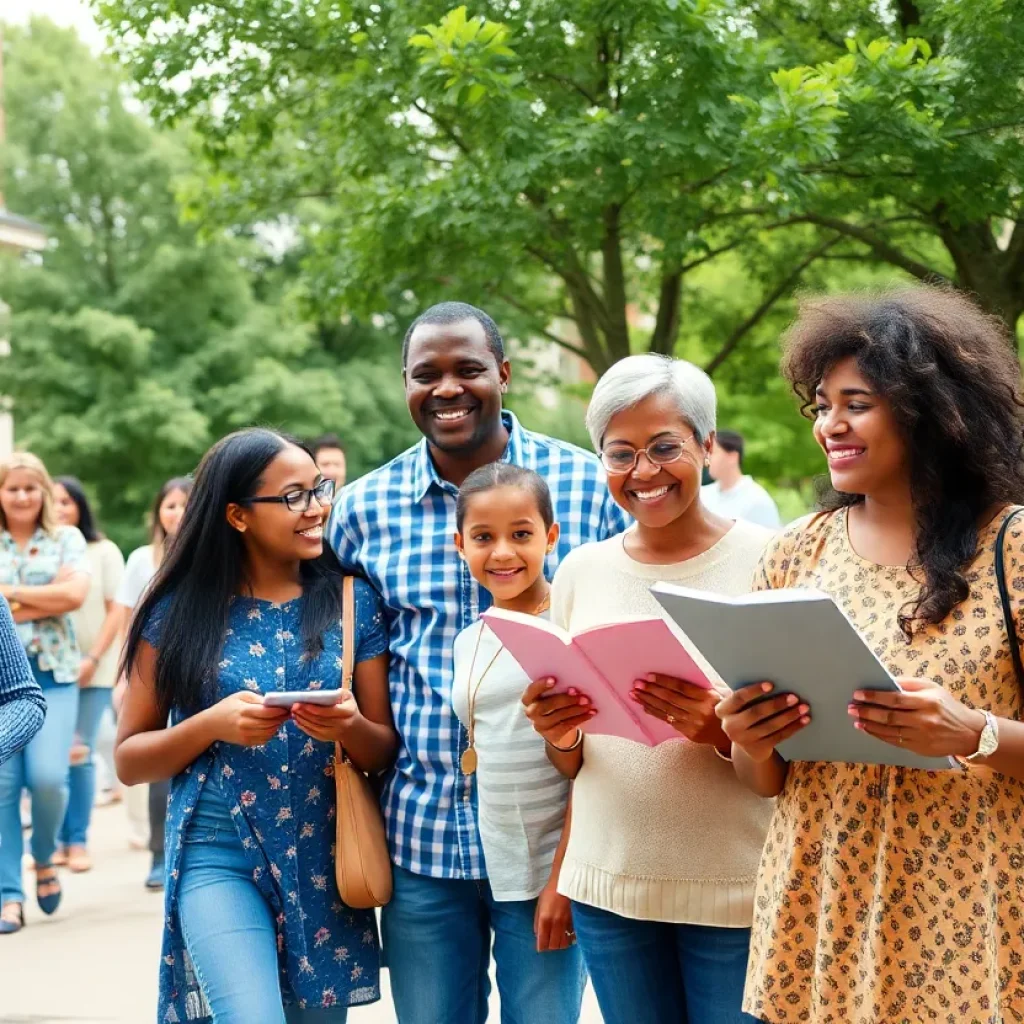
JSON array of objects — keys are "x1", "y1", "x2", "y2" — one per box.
[
  {"x1": 336, "y1": 575, "x2": 356, "y2": 764},
  {"x1": 995, "y1": 507, "x2": 1024, "y2": 687}
]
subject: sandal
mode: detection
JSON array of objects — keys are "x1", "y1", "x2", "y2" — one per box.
[
  {"x1": 34, "y1": 864, "x2": 62, "y2": 916},
  {"x1": 66, "y1": 846, "x2": 92, "y2": 873},
  {"x1": 51, "y1": 846, "x2": 69, "y2": 867},
  {"x1": 0, "y1": 902, "x2": 25, "y2": 935}
]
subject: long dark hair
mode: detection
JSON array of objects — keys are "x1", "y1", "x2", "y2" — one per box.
[
  {"x1": 122, "y1": 429, "x2": 347, "y2": 716},
  {"x1": 782, "y1": 285, "x2": 1024, "y2": 638},
  {"x1": 55, "y1": 476, "x2": 103, "y2": 543}
]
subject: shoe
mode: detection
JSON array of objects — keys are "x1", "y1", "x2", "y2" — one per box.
[
  {"x1": 51, "y1": 847, "x2": 69, "y2": 867},
  {"x1": 0, "y1": 903, "x2": 24, "y2": 935},
  {"x1": 34, "y1": 865, "x2": 62, "y2": 916},
  {"x1": 145, "y1": 856, "x2": 165, "y2": 891},
  {"x1": 67, "y1": 846, "x2": 92, "y2": 873}
]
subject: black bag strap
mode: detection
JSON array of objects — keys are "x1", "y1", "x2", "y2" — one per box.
[{"x1": 995, "y1": 506, "x2": 1024, "y2": 686}]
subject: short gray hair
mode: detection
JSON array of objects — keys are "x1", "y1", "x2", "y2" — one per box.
[{"x1": 585, "y1": 354, "x2": 717, "y2": 451}]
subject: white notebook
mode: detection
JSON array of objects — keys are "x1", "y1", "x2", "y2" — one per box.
[{"x1": 651, "y1": 583, "x2": 955, "y2": 770}]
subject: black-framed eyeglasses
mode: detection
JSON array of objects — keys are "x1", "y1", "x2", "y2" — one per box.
[
  {"x1": 600, "y1": 435, "x2": 695, "y2": 476},
  {"x1": 244, "y1": 478, "x2": 336, "y2": 513}
]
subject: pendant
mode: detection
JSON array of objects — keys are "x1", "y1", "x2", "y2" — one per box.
[{"x1": 461, "y1": 747, "x2": 478, "y2": 775}]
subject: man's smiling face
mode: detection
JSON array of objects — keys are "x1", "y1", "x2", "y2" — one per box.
[{"x1": 403, "y1": 318, "x2": 510, "y2": 456}]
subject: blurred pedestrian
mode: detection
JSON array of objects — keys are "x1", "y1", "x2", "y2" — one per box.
[
  {"x1": 51, "y1": 477, "x2": 125, "y2": 874},
  {"x1": 114, "y1": 476, "x2": 192, "y2": 890},
  {"x1": 0, "y1": 453, "x2": 90, "y2": 934},
  {"x1": 702, "y1": 430, "x2": 781, "y2": 529},
  {"x1": 310, "y1": 434, "x2": 348, "y2": 489}
]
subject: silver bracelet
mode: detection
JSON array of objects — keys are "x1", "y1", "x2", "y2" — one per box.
[{"x1": 547, "y1": 729, "x2": 583, "y2": 753}]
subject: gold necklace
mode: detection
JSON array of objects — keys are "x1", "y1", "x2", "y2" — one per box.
[{"x1": 461, "y1": 592, "x2": 551, "y2": 776}]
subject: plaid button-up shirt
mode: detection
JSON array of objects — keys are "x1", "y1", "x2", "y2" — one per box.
[{"x1": 327, "y1": 412, "x2": 629, "y2": 879}]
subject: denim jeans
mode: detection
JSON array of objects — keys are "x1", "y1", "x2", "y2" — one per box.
[
  {"x1": 0, "y1": 664, "x2": 78, "y2": 905},
  {"x1": 570, "y1": 901, "x2": 759, "y2": 1024},
  {"x1": 176, "y1": 783, "x2": 349, "y2": 1024},
  {"x1": 382, "y1": 864, "x2": 586, "y2": 1024},
  {"x1": 59, "y1": 686, "x2": 112, "y2": 846}
]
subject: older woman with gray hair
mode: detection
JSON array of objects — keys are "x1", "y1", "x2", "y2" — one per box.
[{"x1": 522, "y1": 354, "x2": 772, "y2": 1024}]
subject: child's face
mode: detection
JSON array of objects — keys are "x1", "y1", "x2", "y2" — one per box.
[{"x1": 455, "y1": 485, "x2": 559, "y2": 604}]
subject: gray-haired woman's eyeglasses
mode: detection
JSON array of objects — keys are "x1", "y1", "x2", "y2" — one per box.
[
  {"x1": 244, "y1": 478, "x2": 336, "y2": 513},
  {"x1": 600, "y1": 435, "x2": 695, "y2": 476}
]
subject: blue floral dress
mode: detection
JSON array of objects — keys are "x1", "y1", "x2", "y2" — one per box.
[{"x1": 145, "y1": 581, "x2": 387, "y2": 1023}]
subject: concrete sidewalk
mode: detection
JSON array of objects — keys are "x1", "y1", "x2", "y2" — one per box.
[{"x1": 1, "y1": 800, "x2": 602, "y2": 1023}]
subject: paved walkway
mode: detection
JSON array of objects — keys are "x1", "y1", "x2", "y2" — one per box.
[{"x1": 1, "y1": 800, "x2": 602, "y2": 1023}]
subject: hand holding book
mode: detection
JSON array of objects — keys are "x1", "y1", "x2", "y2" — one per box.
[{"x1": 631, "y1": 673, "x2": 726, "y2": 747}]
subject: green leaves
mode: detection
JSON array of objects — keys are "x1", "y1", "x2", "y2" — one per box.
[{"x1": 408, "y1": 6, "x2": 519, "y2": 106}]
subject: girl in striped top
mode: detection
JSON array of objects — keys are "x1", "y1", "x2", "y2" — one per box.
[{"x1": 452, "y1": 463, "x2": 585, "y2": 1023}]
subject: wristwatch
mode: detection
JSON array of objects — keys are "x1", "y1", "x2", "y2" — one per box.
[{"x1": 955, "y1": 709, "x2": 999, "y2": 767}]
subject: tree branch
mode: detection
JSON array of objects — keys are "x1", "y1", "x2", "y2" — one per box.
[
  {"x1": 600, "y1": 203, "x2": 630, "y2": 363},
  {"x1": 704, "y1": 235, "x2": 842, "y2": 376},
  {"x1": 495, "y1": 292, "x2": 590, "y2": 361},
  {"x1": 786, "y1": 214, "x2": 948, "y2": 283},
  {"x1": 649, "y1": 268, "x2": 683, "y2": 356}
]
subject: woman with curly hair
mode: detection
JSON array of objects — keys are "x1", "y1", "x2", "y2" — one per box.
[{"x1": 716, "y1": 286, "x2": 1024, "y2": 1023}]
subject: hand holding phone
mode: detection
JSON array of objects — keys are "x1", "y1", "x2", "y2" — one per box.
[{"x1": 290, "y1": 690, "x2": 360, "y2": 744}]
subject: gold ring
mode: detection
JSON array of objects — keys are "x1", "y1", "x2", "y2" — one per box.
[
  {"x1": 898, "y1": 730, "x2": 904, "y2": 744},
  {"x1": 666, "y1": 714, "x2": 676, "y2": 724}
]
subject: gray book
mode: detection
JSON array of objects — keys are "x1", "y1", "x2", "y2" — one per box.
[{"x1": 651, "y1": 582, "x2": 954, "y2": 771}]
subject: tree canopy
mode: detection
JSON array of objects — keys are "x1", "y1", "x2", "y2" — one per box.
[
  {"x1": 1, "y1": 18, "x2": 421, "y2": 547},
  {"x1": 94, "y1": 0, "x2": 1024, "y2": 380}
]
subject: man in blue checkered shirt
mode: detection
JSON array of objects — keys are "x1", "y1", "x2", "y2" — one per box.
[{"x1": 328, "y1": 302, "x2": 628, "y2": 1022}]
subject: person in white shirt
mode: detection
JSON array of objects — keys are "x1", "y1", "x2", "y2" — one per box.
[{"x1": 702, "y1": 430, "x2": 781, "y2": 529}]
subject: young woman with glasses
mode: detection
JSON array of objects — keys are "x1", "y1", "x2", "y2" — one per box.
[
  {"x1": 521, "y1": 355, "x2": 772, "y2": 1024},
  {"x1": 116, "y1": 428, "x2": 395, "y2": 1024}
]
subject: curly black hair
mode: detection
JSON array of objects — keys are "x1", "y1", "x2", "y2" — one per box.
[{"x1": 782, "y1": 285, "x2": 1024, "y2": 638}]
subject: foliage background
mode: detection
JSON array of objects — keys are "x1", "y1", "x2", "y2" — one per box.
[{"x1": 3, "y1": 2, "x2": 1023, "y2": 546}]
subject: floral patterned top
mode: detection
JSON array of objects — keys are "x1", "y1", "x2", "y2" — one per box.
[
  {"x1": 0, "y1": 526, "x2": 90, "y2": 683},
  {"x1": 144, "y1": 581, "x2": 388, "y2": 1023},
  {"x1": 744, "y1": 509, "x2": 1024, "y2": 1024}
]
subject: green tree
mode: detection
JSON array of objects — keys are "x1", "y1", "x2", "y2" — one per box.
[
  {"x1": 734, "y1": 0, "x2": 1024, "y2": 337},
  {"x1": 1, "y1": 19, "x2": 419, "y2": 547},
  {"x1": 94, "y1": 0, "x2": 833, "y2": 375},
  {"x1": 95, "y1": 0, "x2": 1024, "y2": 382}
]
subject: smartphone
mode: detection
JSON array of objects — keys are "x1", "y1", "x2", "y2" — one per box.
[{"x1": 263, "y1": 689, "x2": 345, "y2": 709}]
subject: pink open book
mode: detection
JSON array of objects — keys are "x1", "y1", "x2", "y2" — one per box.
[{"x1": 481, "y1": 608, "x2": 714, "y2": 746}]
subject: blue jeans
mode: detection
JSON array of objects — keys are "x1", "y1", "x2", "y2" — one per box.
[
  {"x1": 570, "y1": 901, "x2": 758, "y2": 1024},
  {"x1": 0, "y1": 665, "x2": 78, "y2": 905},
  {"x1": 60, "y1": 686, "x2": 112, "y2": 847},
  {"x1": 382, "y1": 864, "x2": 586, "y2": 1024},
  {"x1": 176, "y1": 784, "x2": 348, "y2": 1024}
]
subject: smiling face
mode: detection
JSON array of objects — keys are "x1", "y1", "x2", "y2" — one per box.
[
  {"x1": 813, "y1": 357, "x2": 907, "y2": 497},
  {"x1": 228, "y1": 445, "x2": 332, "y2": 564},
  {"x1": 455, "y1": 484, "x2": 558, "y2": 607},
  {"x1": 0, "y1": 468, "x2": 47, "y2": 533},
  {"x1": 53, "y1": 483, "x2": 80, "y2": 527},
  {"x1": 404, "y1": 319, "x2": 510, "y2": 455},
  {"x1": 603, "y1": 392, "x2": 710, "y2": 528}
]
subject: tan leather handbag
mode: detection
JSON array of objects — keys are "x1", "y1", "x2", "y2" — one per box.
[{"x1": 333, "y1": 575, "x2": 393, "y2": 909}]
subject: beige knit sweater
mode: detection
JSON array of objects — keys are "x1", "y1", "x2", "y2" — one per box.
[{"x1": 553, "y1": 520, "x2": 775, "y2": 927}]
